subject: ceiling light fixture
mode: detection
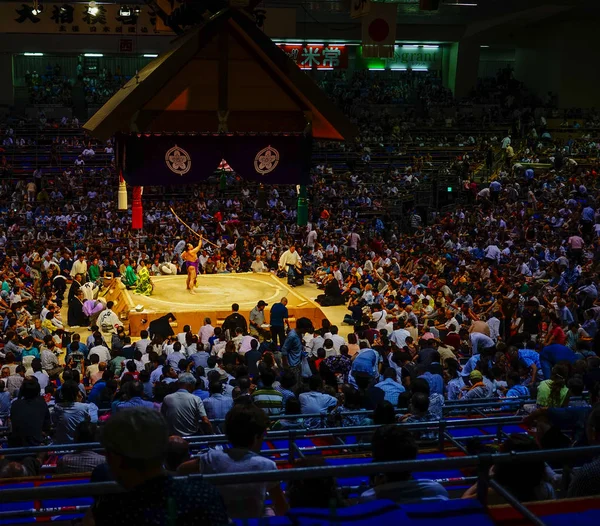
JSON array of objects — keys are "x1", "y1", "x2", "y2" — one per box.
[{"x1": 88, "y1": 1, "x2": 98, "y2": 16}]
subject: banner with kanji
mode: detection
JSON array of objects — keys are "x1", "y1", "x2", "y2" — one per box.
[
  {"x1": 120, "y1": 134, "x2": 311, "y2": 186},
  {"x1": 276, "y1": 44, "x2": 348, "y2": 70},
  {"x1": 351, "y1": 0, "x2": 371, "y2": 19},
  {"x1": 0, "y1": 3, "x2": 294, "y2": 37},
  {"x1": 3, "y1": 2, "x2": 164, "y2": 35}
]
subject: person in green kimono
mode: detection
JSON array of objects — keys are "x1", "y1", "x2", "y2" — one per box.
[
  {"x1": 122, "y1": 259, "x2": 137, "y2": 289},
  {"x1": 135, "y1": 260, "x2": 154, "y2": 296},
  {"x1": 89, "y1": 257, "x2": 101, "y2": 283}
]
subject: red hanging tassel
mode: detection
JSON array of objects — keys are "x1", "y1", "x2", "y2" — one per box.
[{"x1": 132, "y1": 186, "x2": 143, "y2": 230}]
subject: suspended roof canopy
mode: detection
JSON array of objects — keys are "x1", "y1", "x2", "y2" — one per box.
[{"x1": 84, "y1": 8, "x2": 357, "y2": 142}]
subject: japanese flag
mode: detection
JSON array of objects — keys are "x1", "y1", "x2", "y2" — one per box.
[{"x1": 361, "y1": 2, "x2": 397, "y2": 56}]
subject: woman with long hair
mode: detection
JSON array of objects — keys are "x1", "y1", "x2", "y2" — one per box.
[
  {"x1": 536, "y1": 364, "x2": 570, "y2": 408},
  {"x1": 219, "y1": 340, "x2": 238, "y2": 367}
]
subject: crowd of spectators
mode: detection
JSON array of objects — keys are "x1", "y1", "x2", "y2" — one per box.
[
  {"x1": 24, "y1": 65, "x2": 72, "y2": 106},
  {"x1": 0, "y1": 71, "x2": 599, "y2": 521},
  {"x1": 82, "y1": 68, "x2": 132, "y2": 106}
]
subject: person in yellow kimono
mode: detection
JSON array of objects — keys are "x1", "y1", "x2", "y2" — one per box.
[{"x1": 134, "y1": 260, "x2": 153, "y2": 296}]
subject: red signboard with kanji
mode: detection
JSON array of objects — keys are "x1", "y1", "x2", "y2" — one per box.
[{"x1": 276, "y1": 44, "x2": 348, "y2": 70}]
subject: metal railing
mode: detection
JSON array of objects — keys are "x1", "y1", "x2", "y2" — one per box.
[
  {"x1": 0, "y1": 414, "x2": 525, "y2": 461},
  {"x1": 0, "y1": 445, "x2": 598, "y2": 524}
]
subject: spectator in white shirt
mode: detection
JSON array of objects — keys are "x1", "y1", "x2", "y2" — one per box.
[
  {"x1": 89, "y1": 335, "x2": 111, "y2": 363},
  {"x1": 177, "y1": 326, "x2": 191, "y2": 346},
  {"x1": 250, "y1": 256, "x2": 268, "y2": 273},
  {"x1": 372, "y1": 305, "x2": 387, "y2": 331},
  {"x1": 198, "y1": 318, "x2": 214, "y2": 349},
  {"x1": 325, "y1": 326, "x2": 345, "y2": 352},
  {"x1": 71, "y1": 253, "x2": 87, "y2": 278},
  {"x1": 135, "y1": 330, "x2": 151, "y2": 354},
  {"x1": 82, "y1": 147, "x2": 95, "y2": 158}
]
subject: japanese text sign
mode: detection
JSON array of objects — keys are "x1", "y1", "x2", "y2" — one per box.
[{"x1": 276, "y1": 44, "x2": 348, "y2": 70}]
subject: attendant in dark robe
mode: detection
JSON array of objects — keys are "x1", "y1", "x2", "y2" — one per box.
[
  {"x1": 148, "y1": 313, "x2": 177, "y2": 339},
  {"x1": 68, "y1": 274, "x2": 82, "y2": 304},
  {"x1": 67, "y1": 289, "x2": 88, "y2": 327},
  {"x1": 316, "y1": 275, "x2": 344, "y2": 306}
]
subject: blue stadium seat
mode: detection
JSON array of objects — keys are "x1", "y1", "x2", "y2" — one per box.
[
  {"x1": 0, "y1": 482, "x2": 35, "y2": 525},
  {"x1": 39, "y1": 479, "x2": 93, "y2": 521},
  {"x1": 233, "y1": 498, "x2": 495, "y2": 526}
]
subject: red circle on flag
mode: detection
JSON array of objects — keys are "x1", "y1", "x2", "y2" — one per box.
[{"x1": 368, "y1": 18, "x2": 390, "y2": 42}]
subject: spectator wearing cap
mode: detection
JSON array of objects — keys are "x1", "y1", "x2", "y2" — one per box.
[
  {"x1": 351, "y1": 343, "x2": 382, "y2": 385},
  {"x1": 461, "y1": 370, "x2": 489, "y2": 400},
  {"x1": 249, "y1": 300, "x2": 268, "y2": 338},
  {"x1": 87, "y1": 408, "x2": 228, "y2": 525}
]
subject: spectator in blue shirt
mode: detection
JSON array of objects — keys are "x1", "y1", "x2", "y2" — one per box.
[
  {"x1": 351, "y1": 346, "x2": 382, "y2": 382},
  {"x1": 88, "y1": 370, "x2": 111, "y2": 405},
  {"x1": 269, "y1": 298, "x2": 289, "y2": 349},
  {"x1": 375, "y1": 368, "x2": 406, "y2": 405},
  {"x1": 557, "y1": 300, "x2": 575, "y2": 326},
  {"x1": 281, "y1": 328, "x2": 304, "y2": 382},
  {"x1": 417, "y1": 365, "x2": 444, "y2": 396},
  {"x1": 203, "y1": 381, "x2": 234, "y2": 420},
  {"x1": 114, "y1": 381, "x2": 155, "y2": 412},
  {"x1": 67, "y1": 333, "x2": 88, "y2": 358},
  {"x1": 507, "y1": 346, "x2": 543, "y2": 383},
  {"x1": 539, "y1": 344, "x2": 577, "y2": 380}
]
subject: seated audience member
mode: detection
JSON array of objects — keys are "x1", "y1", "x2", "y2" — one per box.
[
  {"x1": 165, "y1": 435, "x2": 191, "y2": 474},
  {"x1": 52, "y1": 380, "x2": 99, "y2": 443},
  {"x1": 287, "y1": 457, "x2": 345, "y2": 508},
  {"x1": 8, "y1": 377, "x2": 50, "y2": 447},
  {"x1": 87, "y1": 407, "x2": 229, "y2": 525},
  {"x1": 537, "y1": 365, "x2": 570, "y2": 408},
  {"x1": 463, "y1": 434, "x2": 555, "y2": 502},
  {"x1": 299, "y1": 374, "x2": 338, "y2": 428},
  {"x1": 361, "y1": 425, "x2": 448, "y2": 502},
  {"x1": 57, "y1": 422, "x2": 105, "y2": 474},
  {"x1": 160, "y1": 373, "x2": 212, "y2": 436},
  {"x1": 375, "y1": 367, "x2": 406, "y2": 405},
  {"x1": 568, "y1": 405, "x2": 600, "y2": 497},
  {"x1": 203, "y1": 381, "x2": 234, "y2": 420},
  {"x1": 252, "y1": 369, "x2": 284, "y2": 415},
  {"x1": 399, "y1": 392, "x2": 437, "y2": 440},
  {"x1": 178, "y1": 403, "x2": 287, "y2": 518}
]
